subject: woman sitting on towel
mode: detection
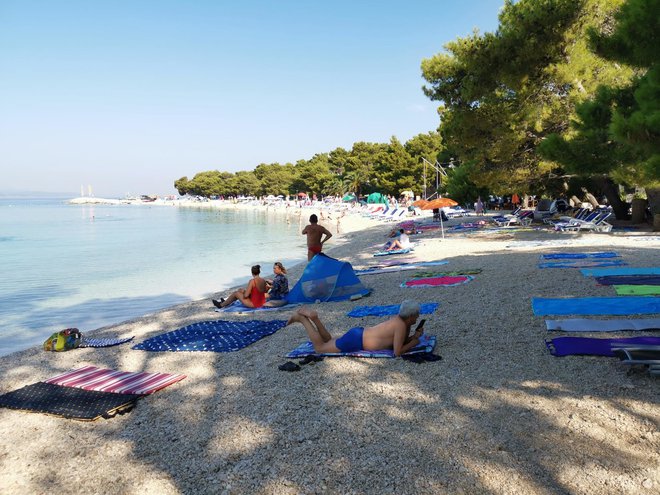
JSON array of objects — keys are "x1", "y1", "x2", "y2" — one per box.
[
  {"x1": 264, "y1": 261, "x2": 289, "y2": 307},
  {"x1": 286, "y1": 300, "x2": 424, "y2": 356},
  {"x1": 213, "y1": 265, "x2": 268, "y2": 309},
  {"x1": 386, "y1": 229, "x2": 411, "y2": 251}
]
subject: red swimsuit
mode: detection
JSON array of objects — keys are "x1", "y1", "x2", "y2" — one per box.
[{"x1": 249, "y1": 285, "x2": 267, "y2": 308}]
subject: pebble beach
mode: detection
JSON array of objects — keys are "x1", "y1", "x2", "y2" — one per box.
[{"x1": 1, "y1": 205, "x2": 659, "y2": 494}]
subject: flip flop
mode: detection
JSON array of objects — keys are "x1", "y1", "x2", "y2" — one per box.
[
  {"x1": 278, "y1": 361, "x2": 301, "y2": 372},
  {"x1": 299, "y1": 355, "x2": 324, "y2": 365}
]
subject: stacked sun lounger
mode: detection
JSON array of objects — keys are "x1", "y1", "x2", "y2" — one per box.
[
  {"x1": 553, "y1": 209, "x2": 613, "y2": 232},
  {"x1": 492, "y1": 209, "x2": 533, "y2": 227}
]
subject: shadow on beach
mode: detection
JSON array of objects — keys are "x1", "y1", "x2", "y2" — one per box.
[{"x1": 0, "y1": 223, "x2": 658, "y2": 494}]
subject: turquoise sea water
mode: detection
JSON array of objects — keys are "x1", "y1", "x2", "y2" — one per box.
[{"x1": 0, "y1": 199, "x2": 308, "y2": 356}]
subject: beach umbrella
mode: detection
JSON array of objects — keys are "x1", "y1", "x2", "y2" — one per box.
[
  {"x1": 342, "y1": 193, "x2": 356, "y2": 202},
  {"x1": 420, "y1": 197, "x2": 458, "y2": 210},
  {"x1": 400, "y1": 190, "x2": 414, "y2": 198},
  {"x1": 412, "y1": 199, "x2": 428, "y2": 207},
  {"x1": 420, "y1": 197, "x2": 458, "y2": 239}
]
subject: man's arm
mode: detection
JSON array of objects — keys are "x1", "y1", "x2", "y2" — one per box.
[
  {"x1": 393, "y1": 324, "x2": 421, "y2": 357},
  {"x1": 302, "y1": 226, "x2": 308, "y2": 235},
  {"x1": 321, "y1": 227, "x2": 333, "y2": 244}
]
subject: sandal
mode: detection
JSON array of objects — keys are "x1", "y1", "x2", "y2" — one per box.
[{"x1": 278, "y1": 361, "x2": 301, "y2": 372}]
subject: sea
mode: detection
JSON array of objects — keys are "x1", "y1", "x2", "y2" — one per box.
[{"x1": 0, "y1": 198, "x2": 309, "y2": 357}]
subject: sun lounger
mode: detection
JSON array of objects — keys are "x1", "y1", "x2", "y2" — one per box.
[
  {"x1": 493, "y1": 210, "x2": 533, "y2": 227},
  {"x1": 554, "y1": 210, "x2": 612, "y2": 232}
]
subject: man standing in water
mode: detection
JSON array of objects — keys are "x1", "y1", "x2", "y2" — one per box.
[{"x1": 302, "y1": 214, "x2": 332, "y2": 261}]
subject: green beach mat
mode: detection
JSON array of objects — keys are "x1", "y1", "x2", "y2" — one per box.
[{"x1": 613, "y1": 285, "x2": 660, "y2": 296}]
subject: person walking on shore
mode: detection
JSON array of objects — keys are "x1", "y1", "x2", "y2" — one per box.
[{"x1": 302, "y1": 214, "x2": 332, "y2": 261}]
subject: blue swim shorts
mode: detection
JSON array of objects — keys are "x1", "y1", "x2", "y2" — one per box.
[{"x1": 335, "y1": 327, "x2": 364, "y2": 353}]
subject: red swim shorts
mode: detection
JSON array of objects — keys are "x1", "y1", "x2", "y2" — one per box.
[{"x1": 308, "y1": 245, "x2": 322, "y2": 255}]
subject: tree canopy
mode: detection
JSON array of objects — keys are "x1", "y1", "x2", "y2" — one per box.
[
  {"x1": 174, "y1": 132, "x2": 445, "y2": 201},
  {"x1": 421, "y1": 0, "x2": 645, "y2": 210}
]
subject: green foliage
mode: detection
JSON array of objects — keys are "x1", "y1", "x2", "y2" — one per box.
[
  {"x1": 173, "y1": 133, "x2": 445, "y2": 199},
  {"x1": 421, "y1": 0, "x2": 631, "y2": 195},
  {"x1": 444, "y1": 161, "x2": 490, "y2": 206}
]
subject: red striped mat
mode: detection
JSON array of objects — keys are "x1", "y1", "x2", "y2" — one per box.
[{"x1": 44, "y1": 365, "x2": 186, "y2": 395}]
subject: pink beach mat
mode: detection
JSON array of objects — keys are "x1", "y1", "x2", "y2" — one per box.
[
  {"x1": 44, "y1": 365, "x2": 186, "y2": 395},
  {"x1": 402, "y1": 275, "x2": 474, "y2": 287}
]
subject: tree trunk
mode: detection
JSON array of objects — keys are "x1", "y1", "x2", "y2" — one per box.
[
  {"x1": 646, "y1": 187, "x2": 660, "y2": 216},
  {"x1": 631, "y1": 198, "x2": 647, "y2": 223},
  {"x1": 595, "y1": 176, "x2": 629, "y2": 220}
]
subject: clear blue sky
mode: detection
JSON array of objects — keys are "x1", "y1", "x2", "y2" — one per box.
[{"x1": 0, "y1": 0, "x2": 502, "y2": 197}]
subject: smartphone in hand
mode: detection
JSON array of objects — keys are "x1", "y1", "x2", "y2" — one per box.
[{"x1": 414, "y1": 319, "x2": 426, "y2": 333}]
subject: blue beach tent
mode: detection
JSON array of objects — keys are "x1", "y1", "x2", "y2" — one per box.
[{"x1": 286, "y1": 253, "x2": 371, "y2": 303}]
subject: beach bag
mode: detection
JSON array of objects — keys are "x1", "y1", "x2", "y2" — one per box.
[{"x1": 43, "y1": 328, "x2": 82, "y2": 352}]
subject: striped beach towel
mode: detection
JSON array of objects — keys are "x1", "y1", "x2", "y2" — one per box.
[
  {"x1": 44, "y1": 365, "x2": 186, "y2": 395},
  {"x1": 79, "y1": 336, "x2": 134, "y2": 348}
]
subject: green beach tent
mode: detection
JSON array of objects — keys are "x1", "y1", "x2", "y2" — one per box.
[{"x1": 367, "y1": 192, "x2": 386, "y2": 204}]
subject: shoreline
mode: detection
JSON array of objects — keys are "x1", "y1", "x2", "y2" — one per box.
[{"x1": 1, "y1": 209, "x2": 659, "y2": 493}]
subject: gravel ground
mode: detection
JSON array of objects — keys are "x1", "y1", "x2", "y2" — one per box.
[{"x1": 0, "y1": 212, "x2": 659, "y2": 494}]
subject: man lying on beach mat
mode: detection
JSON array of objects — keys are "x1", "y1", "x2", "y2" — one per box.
[{"x1": 286, "y1": 300, "x2": 425, "y2": 357}]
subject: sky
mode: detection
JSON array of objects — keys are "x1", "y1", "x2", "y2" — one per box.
[{"x1": 0, "y1": 1, "x2": 503, "y2": 197}]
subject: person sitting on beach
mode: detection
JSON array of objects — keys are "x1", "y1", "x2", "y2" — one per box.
[
  {"x1": 286, "y1": 300, "x2": 424, "y2": 357},
  {"x1": 263, "y1": 261, "x2": 289, "y2": 307},
  {"x1": 212, "y1": 265, "x2": 268, "y2": 309},
  {"x1": 302, "y1": 214, "x2": 333, "y2": 261},
  {"x1": 386, "y1": 229, "x2": 411, "y2": 251}
]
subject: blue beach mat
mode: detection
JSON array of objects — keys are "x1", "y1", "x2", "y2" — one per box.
[
  {"x1": 532, "y1": 297, "x2": 660, "y2": 316},
  {"x1": 133, "y1": 320, "x2": 287, "y2": 352},
  {"x1": 538, "y1": 260, "x2": 626, "y2": 269},
  {"x1": 286, "y1": 335, "x2": 436, "y2": 358},
  {"x1": 215, "y1": 300, "x2": 299, "y2": 314},
  {"x1": 347, "y1": 302, "x2": 439, "y2": 318},
  {"x1": 540, "y1": 252, "x2": 619, "y2": 260},
  {"x1": 374, "y1": 248, "x2": 412, "y2": 257},
  {"x1": 581, "y1": 267, "x2": 660, "y2": 277},
  {"x1": 79, "y1": 336, "x2": 134, "y2": 348},
  {"x1": 546, "y1": 336, "x2": 660, "y2": 357}
]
